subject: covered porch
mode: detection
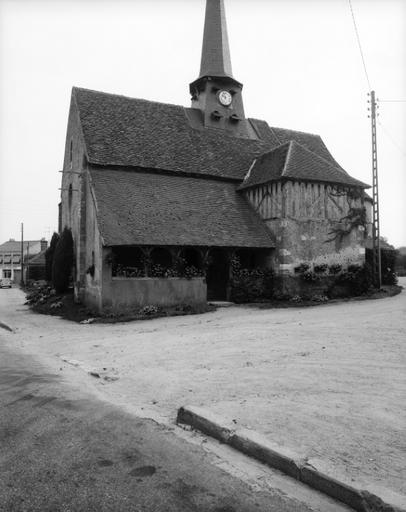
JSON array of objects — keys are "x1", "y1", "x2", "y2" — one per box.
[{"x1": 101, "y1": 245, "x2": 273, "y2": 309}]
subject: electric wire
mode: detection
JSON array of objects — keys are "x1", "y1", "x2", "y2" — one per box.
[
  {"x1": 377, "y1": 119, "x2": 406, "y2": 158},
  {"x1": 348, "y1": 0, "x2": 372, "y2": 90}
]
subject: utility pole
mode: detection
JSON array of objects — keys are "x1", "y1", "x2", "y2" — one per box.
[
  {"x1": 369, "y1": 90, "x2": 382, "y2": 288},
  {"x1": 20, "y1": 222, "x2": 24, "y2": 287}
]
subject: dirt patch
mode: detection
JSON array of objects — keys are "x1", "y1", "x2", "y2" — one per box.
[{"x1": 2, "y1": 281, "x2": 406, "y2": 503}]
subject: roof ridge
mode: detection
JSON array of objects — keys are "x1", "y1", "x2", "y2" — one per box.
[
  {"x1": 281, "y1": 141, "x2": 294, "y2": 177},
  {"x1": 270, "y1": 125, "x2": 322, "y2": 138},
  {"x1": 73, "y1": 86, "x2": 185, "y2": 111},
  {"x1": 285, "y1": 141, "x2": 368, "y2": 188}
]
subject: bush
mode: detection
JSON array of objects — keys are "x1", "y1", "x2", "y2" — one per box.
[
  {"x1": 294, "y1": 263, "x2": 310, "y2": 274},
  {"x1": 45, "y1": 232, "x2": 60, "y2": 282},
  {"x1": 314, "y1": 264, "x2": 328, "y2": 274},
  {"x1": 329, "y1": 264, "x2": 342, "y2": 275},
  {"x1": 139, "y1": 305, "x2": 159, "y2": 316},
  {"x1": 366, "y1": 247, "x2": 398, "y2": 286},
  {"x1": 52, "y1": 227, "x2": 74, "y2": 293},
  {"x1": 289, "y1": 294, "x2": 302, "y2": 303},
  {"x1": 311, "y1": 294, "x2": 329, "y2": 302},
  {"x1": 333, "y1": 263, "x2": 373, "y2": 296},
  {"x1": 301, "y1": 271, "x2": 319, "y2": 282},
  {"x1": 230, "y1": 267, "x2": 274, "y2": 303}
]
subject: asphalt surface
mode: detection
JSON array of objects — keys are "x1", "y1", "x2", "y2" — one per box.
[{"x1": 0, "y1": 339, "x2": 340, "y2": 512}]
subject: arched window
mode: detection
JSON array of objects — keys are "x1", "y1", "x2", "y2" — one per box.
[
  {"x1": 235, "y1": 249, "x2": 255, "y2": 269},
  {"x1": 150, "y1": 247, "x2": 173, "y2": 277},
  {"x1": 178, "y1": 248, "x2": 202, "y2": 270},
  {"x1": 112, "y1": 246, "x2": 145, "y2": 277}
]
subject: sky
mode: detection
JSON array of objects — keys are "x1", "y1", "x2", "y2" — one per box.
[{"x1": 0, "y1": 0, "x2": 405, "y2": 247}]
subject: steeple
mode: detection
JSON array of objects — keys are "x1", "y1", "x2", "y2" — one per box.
[
  {"x1": 199, "y1": 0, "x2": 233, "y2": 79},
  {"x1": 189, "y1": 0, "x2": 254, "y2": 138}
]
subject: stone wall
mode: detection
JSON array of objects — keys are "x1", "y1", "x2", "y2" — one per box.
[
  {"x1": 82, "y1": 179, "x2": 104, "y2": 311},
  {"x1": 60, "y1": 92, "x2": 88, "y2": 301},
  {"x1": 101, "y1": 276, "x2": 207, "y2": 313}
]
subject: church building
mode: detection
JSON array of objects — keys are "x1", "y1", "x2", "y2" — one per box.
[{"x1": 59, "y1": 0, "x2": 369, "y2": 313}]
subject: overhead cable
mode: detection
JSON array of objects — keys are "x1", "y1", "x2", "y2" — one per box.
[
  {"x1": 378, "y1": 119, "x2": 406, "y2": 158},
  {"x1": 348, "y1": 0, "x2": 372, "y2": 90}
]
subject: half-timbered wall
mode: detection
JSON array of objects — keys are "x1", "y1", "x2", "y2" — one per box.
[{"x1": 243, "y1": 180, "x2": 366, "y2": 274}]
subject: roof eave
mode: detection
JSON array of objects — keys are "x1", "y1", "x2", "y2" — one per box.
[
  {"x1": 238, "y1": 176, "x2": 370, "y2": 192},
  {"x1": 189, "y1": 75, "x2": 243, "y2": 95}
]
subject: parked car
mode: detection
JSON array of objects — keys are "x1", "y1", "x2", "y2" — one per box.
[{"x1": 0, "y1": 278, "x2": 12, "y2": 288}]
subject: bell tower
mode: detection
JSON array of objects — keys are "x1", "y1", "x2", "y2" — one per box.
[{"x1": 189, "y1": 0, "x2": 252, "y2": 138}]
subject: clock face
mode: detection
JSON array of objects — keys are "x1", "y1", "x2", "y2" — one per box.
[{"x1": 218, "y1": 90, "x2": 232, "y2": 106}]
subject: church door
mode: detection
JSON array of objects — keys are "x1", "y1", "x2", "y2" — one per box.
[{"x1": 206, "y1": 248, "x2": 229, "y2": 301}]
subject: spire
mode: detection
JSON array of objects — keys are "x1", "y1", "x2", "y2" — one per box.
[
  {"x1": 199, "y1": 0, "x2": 234, "y2": 79},
  {"x1": 188, "y1": 0, "x2": 255, "y2": 138}
]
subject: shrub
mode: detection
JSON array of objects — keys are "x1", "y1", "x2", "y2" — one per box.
[
  {"x1": 165, "y1": 268, "x2": 179, "y2": 278},
  {"x1": 149, "y1": 263, "x2": 166, "y2": 277},
  {"x1": 366, "y1": 247, "x2": 398, "y2": 286},
  {"x1": 311, "y1": 294, "x2": 329, "y2": 302},
  {"x1": 382, "y1": 270, "x2": 398, "y2": 285},
  {"x1": 52, "y1": 227, "x2": 74, "y2": 293},
  {"x1": 289, "y1": 294, "x2": 302, "y2": 303},
  {"x1": 314, "y1": 264, "x2": 328, "y2": 274},
  {"x1": 139, "y1": 305, "x2": 159, "y2": 316},
  {"x1": 114, "y1": 265, "x2": 144, "y2": 278},
  {"x1": 329, "y1": 264, "x2": 342, "y2": 275},
  {"x1": 294, "y1": 263, "x2": 310, "y2": 274},
  {"x1": 334, "y1": 263, "x2": 373, "y2": 296},
  {"x1": 301, "y1": 271, "x2": 319, "y2": 282},
  {"x1": 45, "y1": 232, "x2": 60, "y2": 282},
  {"x1": 182, "y1": 265, "x2": 204, "y2": 279},
  {"x1": 230, "y1": 266, "x2": 274, "y2": 303}
]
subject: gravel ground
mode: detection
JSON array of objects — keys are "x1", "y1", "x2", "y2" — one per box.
[{"x1": 1, "y1": 279, "x2": 405, "y2": 506}]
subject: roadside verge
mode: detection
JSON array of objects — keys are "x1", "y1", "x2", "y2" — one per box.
[{"x1": 177, "y1": 405, "x2": 405, "y2": 512}]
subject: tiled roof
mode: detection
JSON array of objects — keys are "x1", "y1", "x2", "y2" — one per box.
[
  {"x1": 268, "y1": 126, "x2": 348, "y2": 174},
  {"x1": 26, "y1": 249, "x2": 46, "y2": 265},
  {"x1": 89, "y1": 169, "x2": 274, "y2": 248},
  {"x1": 0, "y1": 240, "x2": 42, "y2": 253},
  {"x1": 73, "y1": 88, "x2": 367, "y2": 189},
  {"x1": 74, "y1": 88, "x2": 267, "y2": 181},
  {"x1": 239, "y1": 141, "x2": 369, "y2": 190}
]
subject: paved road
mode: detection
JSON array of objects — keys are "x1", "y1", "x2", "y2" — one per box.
[{"x1": 0, "y1": 330, "x2": 350, "y2": 512}]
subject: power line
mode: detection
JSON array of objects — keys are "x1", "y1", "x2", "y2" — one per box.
[
  {"x1": 379, "y1": 99, "x2": 406, "y2": 103},
  {"x1": 348, "y1": 0, "x2": 372, "y2": 90},
  {"x1": 378, "y1": 119, "x2": 406, "y2": 158}
]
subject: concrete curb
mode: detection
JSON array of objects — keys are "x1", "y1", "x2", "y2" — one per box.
[{"x1": 177, "y1": 405, "x2": 405, "y2": 512}]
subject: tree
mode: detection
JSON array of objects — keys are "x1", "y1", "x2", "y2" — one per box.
[
  {"x1": 45, "y1": 232, "x2": 60, "y2": 282},
  {"x1": 52, "y1": 227, "x2": 74, "y2": 293}
]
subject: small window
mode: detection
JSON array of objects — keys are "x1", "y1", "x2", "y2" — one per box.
[{"x1": 3, "y1": 269, "x2": 12, "y2": 278}]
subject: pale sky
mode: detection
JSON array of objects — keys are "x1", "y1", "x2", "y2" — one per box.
[{"x1": 0, "y1": 0, "x2": 405, "y2": 246}]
